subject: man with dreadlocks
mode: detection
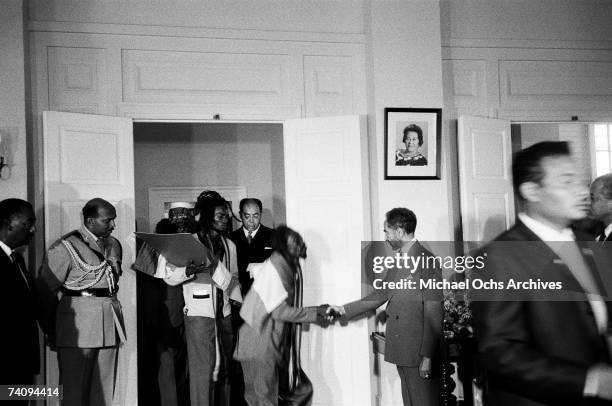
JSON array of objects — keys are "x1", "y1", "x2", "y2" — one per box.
[
  {"x1": 155, "y1": 191, "x2": 242, "y2": 406},
  {"x1": 234, "y1": 225, "x2": 332, "y2": 406}
]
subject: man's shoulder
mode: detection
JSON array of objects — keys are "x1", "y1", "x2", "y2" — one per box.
[
  {"x1": 224, "y1": 235, "x2": 237, "y2": 249},
  {"x1": 413, "y1": 241, "x2": 433, "y2": 256},
  {"x1": 259, "y1": 225, "x2": 274, "y2": 238},
  {"x1": 107, "y1": 235, "x2": 121, "y2": 246},
  {"x1": 48, "y1": 230, "x2": 81, "y2": 251},
  {"x1": 60, "y1": 229, "x2": 82, "y2": 241},
  {"x1": 230, "y1": 228, "x2": 243, "y2": 237}
]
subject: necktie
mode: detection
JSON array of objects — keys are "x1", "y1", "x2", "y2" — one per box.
[
  {"x1": 10, "y1": 252, "x2": 31, "y2": 291},
  {"x1": 550, "y1": 242, "x2": 607, "y2": 333},
  {"x1": 246, "y1": 231, "x2": 253, "y2": 244}
]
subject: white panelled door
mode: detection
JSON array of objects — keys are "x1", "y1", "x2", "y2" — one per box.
[
  {"x1": 42, "y1": 111, "x2": 136, "y2": 406},
  {"x1": 458, "y1": 115, "x2": 514, "y2": 242},
  {"x1": 283, "y1": 115, "x2": 372, "y2": 406}
]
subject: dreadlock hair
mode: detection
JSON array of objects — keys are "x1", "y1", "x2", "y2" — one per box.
[{"x1": 272, "y1": 225, "x2": 307, "y2": 269}]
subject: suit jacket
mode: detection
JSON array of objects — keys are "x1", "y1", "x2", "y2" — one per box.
[
  {"x1": 343, "y1": 241, "x2": 443, "y2": 367},
  {"x1": 37, "y1": 226, "x2": 124, "y2": 348},
  {"x1": 0, "y1": 249, "x2": 40, "y2": 384},
  {"x1": 230, "y1": 225, "x2": 274, "y2": 294},
  {"x1": 471, "y1": 220, "x2": 612, "y2": 406}
]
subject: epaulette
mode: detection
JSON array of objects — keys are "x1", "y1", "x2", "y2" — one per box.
[{"x1": 60, "y1": 230, "x2": 81, "y2": 241}]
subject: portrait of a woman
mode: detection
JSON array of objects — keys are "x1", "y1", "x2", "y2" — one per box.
[{"x1": 395, "y1": 124, "x2": 428, "y2": 166}]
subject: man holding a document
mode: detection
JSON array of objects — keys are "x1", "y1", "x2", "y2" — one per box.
[{"x1": 148, "y1": 191, "x2": 242, "y2": 406}]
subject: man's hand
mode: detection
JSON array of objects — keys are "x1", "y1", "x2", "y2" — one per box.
[
  {"x1": 316, "y1": 304, "x2": 339, "y2": 325},
  {"x1": 326, "y1": 305, "x2": 345, "y2": 320},
  {"x1": 46, "y1": 334, "x2": 57, "y2": 352},
  {"x1": 419, "y1": 356, "x2": 432, "y2": 380},
  {"x1": 186, "y1": 258, "x2": 218, "y2": 277},
  {"x1": 108, "y1": 257, "x2": 122, "y2": 277},
  {"x1": 317, "y1": 304, "x2": 331, "y2": 319}
]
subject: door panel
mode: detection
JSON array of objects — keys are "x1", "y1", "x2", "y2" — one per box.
[
  {"x1": 283, "y1": 115, "x2": 372, "y2": 405},
  {"x1": 43, "y1": 111, "x2": 136, "y2": 406},
  {"x1": 458, "y1": 115, "x2": 514, "y2": 242}
]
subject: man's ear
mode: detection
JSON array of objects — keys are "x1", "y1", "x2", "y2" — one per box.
[
  {"x1": 3, "y1": 218, "x2": 12, "y2": 231},
  {"x1": 519, "y1": 181, "x2": 541, "y2": 203}
]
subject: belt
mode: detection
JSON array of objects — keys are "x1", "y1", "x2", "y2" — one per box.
[{"x1": 62, "y1": 287, "x2": 118, "y2": 297}]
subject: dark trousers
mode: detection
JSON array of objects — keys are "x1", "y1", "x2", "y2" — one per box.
[
  {"x1": 58, "y1": 346, "x2": 118, "y2": 406},
  {"x1": 184, "y1": 315, "x2": 233, "y2": 406},
  {"x1": 396, "y1": 365, "x2": 439, "y2": 406},
  {"x1": 158, "y1": 325, "x2": 189, "y2": 406}
]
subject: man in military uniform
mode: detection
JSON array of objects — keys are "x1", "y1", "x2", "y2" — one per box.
[{"x1": 38, "y1": 198, "x2": 126, "y2": 406}]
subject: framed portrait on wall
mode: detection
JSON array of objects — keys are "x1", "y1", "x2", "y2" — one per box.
[{"x1": 384, "y1": 107, "x2": 441, "y2": 180}]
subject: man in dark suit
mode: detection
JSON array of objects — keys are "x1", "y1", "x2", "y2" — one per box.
[
  {"x1": 230, "y1": 198, "x2": 274, "y2": 295},
  {"x1": 472, "y1": 141, "x2": 612, "y2": 406},
  {"x1": 0, "y1": 198, "x2": 39, "y2": 390},
  {"x1": 38, "y1": 198, "x2": 125, "y2": 406},
  {"x1": 591, "y1": 173, "x2": 612, "y2": 242},
  {"x1": 332, "y1": 208, "x2": 443, "y2": 406}
]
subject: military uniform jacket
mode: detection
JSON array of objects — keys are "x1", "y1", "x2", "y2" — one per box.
[{"x1": 38, "y1": 226, "x2": 125, "y2": 348}]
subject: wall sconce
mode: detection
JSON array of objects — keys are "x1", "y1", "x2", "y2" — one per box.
[{"x1": 0, "y1": 132, "x2": 10, "y2": 180}]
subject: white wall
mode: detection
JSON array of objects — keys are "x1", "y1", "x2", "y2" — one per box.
[
  {"x1": 364, "y1": 2, "x2": 446, "y2": 404},
  {"x1": 134, "y1": 122, "x2": 285, "y2": 232},
  {"x1": 0, "y1": 0, "x2": 27, "y2": 200},
  {"x1": 29, "y1": 0, "x2": 364, "y2": 34},
  {"x1": 441, "y1": 0, "x2": 612, "y2": 43},
  {"x1": 366, "y1": 0, "x2": 449, "y2": 241}
]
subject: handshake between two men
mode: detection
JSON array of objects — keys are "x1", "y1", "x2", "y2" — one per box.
[{"x1": 316, "y1": 305, "x2": 346, "y2": 323}]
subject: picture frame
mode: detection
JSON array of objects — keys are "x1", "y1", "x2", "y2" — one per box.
[{"x1": 384, "y1": 107, "x2": 441, "y2": 180}]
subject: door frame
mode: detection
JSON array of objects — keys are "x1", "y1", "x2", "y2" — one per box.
[{"x1": 33, "y1": 103, "x2": 303, "y2": 406}]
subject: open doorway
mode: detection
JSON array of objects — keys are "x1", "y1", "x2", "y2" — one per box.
[
  {"x1": 132, "y1": 121, "x2": 285, "y2": 405},
  {"x1": 511, "y1": 122, "x2": 591, "y2": 179},
  {"x1": 41, "y1": 111, "x2": 371, "y2": 406}
]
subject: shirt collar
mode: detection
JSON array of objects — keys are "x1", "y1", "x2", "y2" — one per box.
[
  {"x1": 397, "y1": 237, "x2": 417, "y2": 252},
  {"x1": 81, "y1": 225, "x2": 99, "y2": 243},
  {"x1": 0, "y1": 240, "x2": 12, "y2": 258},
  {"x1": 518, "y1": 212, "x2": 575, "y2": 242},
  {"x1": 243, "y1": 225, "x2": 260, "y2": 238},
  {"x1": 604, "y1": 223, "x2": 612, "y2": 240}
]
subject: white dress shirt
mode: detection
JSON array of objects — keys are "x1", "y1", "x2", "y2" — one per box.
[
  {"x1": 518, "y1": 213, "x2": 607, "y2": 333},
  {"x1": 243, "y1": 225, "x2": 260, "y2": 239},
  {"x1": 0, "y1": 240, "x2": 12, "y2": 258}
]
